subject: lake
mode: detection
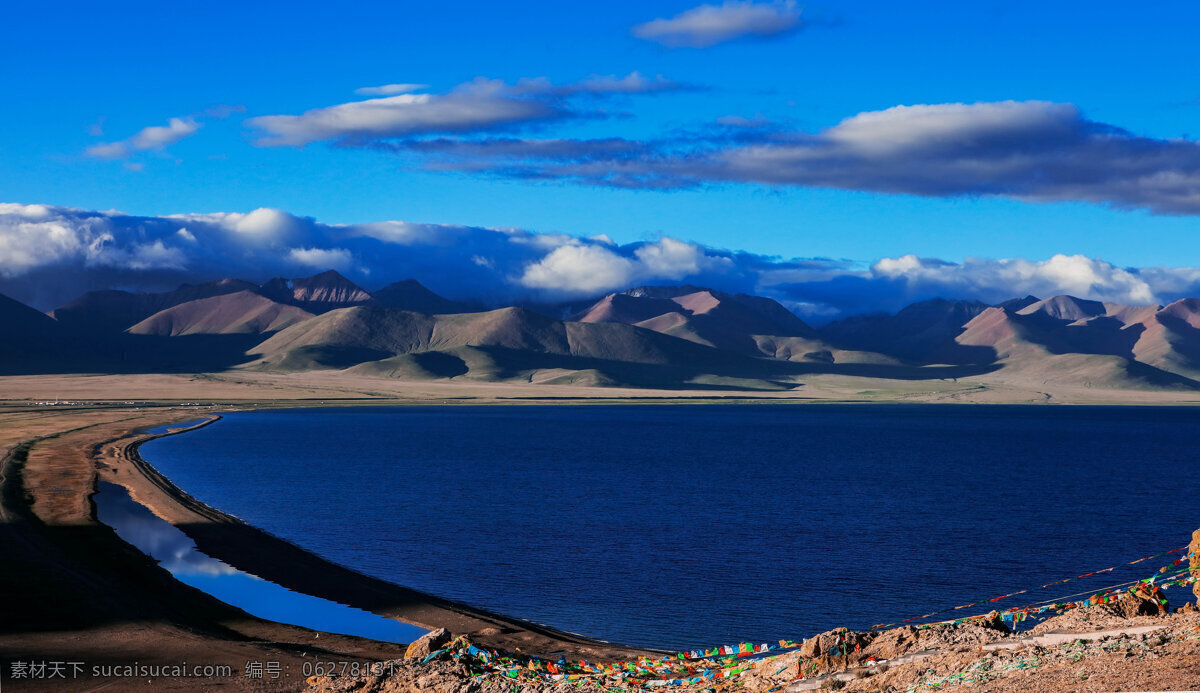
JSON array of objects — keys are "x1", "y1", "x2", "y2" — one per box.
[{"x1": 139, "y1": 404, "x2": 1200, "y2": 651}]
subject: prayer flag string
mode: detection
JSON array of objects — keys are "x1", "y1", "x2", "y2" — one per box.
[{"x1": 413, "y1": 543, "x2": 1198, "y2": 689}]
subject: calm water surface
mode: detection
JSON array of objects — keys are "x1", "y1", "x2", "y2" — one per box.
[
  {"x1": 94, "y1": 481, "x2": 427, "y2": 644},
  {"x1": 140, "y1": 405, "x2": 1200, "y2": 650}
]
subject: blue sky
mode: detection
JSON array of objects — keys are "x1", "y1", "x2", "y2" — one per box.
[{"x1": 2, "y1": 1, "x2": 1199, "y2": 315}]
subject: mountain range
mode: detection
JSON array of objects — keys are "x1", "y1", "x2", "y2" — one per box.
[{"x1": 5, "y1": 269, "x2": 1200, "y2": 392}]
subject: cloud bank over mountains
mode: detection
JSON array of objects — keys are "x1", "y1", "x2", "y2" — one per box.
[{"x1": 4, "y1": 203, "x2": 1200, "y2": 321}]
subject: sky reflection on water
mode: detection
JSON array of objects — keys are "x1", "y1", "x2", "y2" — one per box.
[{"x1": 94, "y1": 481, "x2": 426, "y2": 644}]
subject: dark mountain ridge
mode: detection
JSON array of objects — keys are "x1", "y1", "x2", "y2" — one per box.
[{"x1": 369, "y1": 279, "x2": 479, "y2": 314}]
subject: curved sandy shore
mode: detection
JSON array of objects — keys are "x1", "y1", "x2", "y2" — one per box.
[
  {"x1": 0, "y1": 401, "x2": 649, "y2": 692},
  {"x1": 102, "y1": 411, "x2": 653, "y2": 660}
]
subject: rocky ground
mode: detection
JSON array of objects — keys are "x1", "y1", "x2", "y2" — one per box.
[{"x1": 306, "y1": 596, "x2": 1200, "y2": 693}]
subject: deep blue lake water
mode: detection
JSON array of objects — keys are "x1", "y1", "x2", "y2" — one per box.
[{"x1": 139, "y1": 404, "x2": 1200, "y2": 651}]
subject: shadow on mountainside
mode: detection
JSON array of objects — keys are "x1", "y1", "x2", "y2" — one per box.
[
  {"x1": 337, "y1": 345, "x2": 1005, "y2": 390},
  {"x1": 0, "y1": 333, "x2": 264, "y2": 376}
]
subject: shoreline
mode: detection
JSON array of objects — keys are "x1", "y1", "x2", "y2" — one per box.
[
  {"x1": 0, "y1": 400, "x2": 652, "y2": 691},
  {"x1": 103, "y1": 409, "x2": 654, "y2": 660},
  {"x1": 4, "y1": 395, "x2": 1200, "y2": 691},
  {"x1": 0, "y1": 404, "x2": 415, "y2": 691}
]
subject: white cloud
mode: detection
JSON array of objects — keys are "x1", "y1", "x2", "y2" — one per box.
[
  {"x1": 354, "y1": 83, "x2": 429, "y2": 96},
  {"x1": 519, "y1": 244, "x2": 637, "y2": 295},
  {"x1": 249, "y1": 80, "x2": 562, "y2": 147},
  {"x1": 129, "y1": 118, "x2": 200, "y2": 149},
  {"x1": 634, "y1": 237, "x2": 733, "y2": 278},
  {"x1": 6, "y1": 203, "x2": 1200, "y2": 320},
  {"x1": 825, "y1": 101, "x2": 1079, "y2": 154},
  {"x1": 88, "y1": 238, "x2": 189, "y2": 271},
  {"x1": 0, "y1": 216, "x2": 88, "y2": 277},
  {"x1": 633, "y1": 1, "x2": 803, "y2": 48},
  {"x1": 519, "y1": 238, "x2": 737, "y2": 296},
  {"x1": 249, "y1": 74, "x2": 687, "y2": 147},
  {"x1": 869, "y1": 254, "x2": 1159, "y2": 306},
  {"x1": 230, "y1": 208, "x2": 302, "y2": 238},
  {"x1": 349, "y1": 220, "x2": 472, "y2": 245},
  {"x1": 287, "y1": 247, "x2": 353, "y2": 271},
  {"x1": 85, "y1": 117, "x2": 200, "y2": 160}
]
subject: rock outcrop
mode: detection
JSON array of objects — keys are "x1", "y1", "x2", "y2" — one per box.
[
  {"x1": 404, "y1": 628, "x2": 452, "y2": 660},
  {"x1": 1191, "y1": 528, "x2": 1200, "y2": 603},
  {"x1": 1106, "y1": 585, "x2": 1168, "y2": 618}
]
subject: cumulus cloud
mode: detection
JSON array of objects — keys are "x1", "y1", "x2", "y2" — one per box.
[
  {"x1": 84, "y1": 117, "x2": 200, "y2": 160},
  {"x1": 403, "y1": 100, "x2": 1200, "y2": 215},
  {"x1": 869, "y1": 254, "x2": 1158, "y2": 306},
  {"x1": 249, "y1": 74, "x2": 687, "y2": 147},
  {"x1": 633, "y1": 1, "x2": 803, "y2": 48},
  {"x1": 0, "y1": 203, "x2": 90, "y2": 276},
  {"x1": 287, "y1": 246, "x2": 354, "y2": 271},
  {"x1": 7, "y1": 203, "x2": 1200, "y2": 321},
  {"x1": 520, "y1": 244, "x2": 637, "y2": 294},
  {"x1": 517, "y1": 237, "x2": 733, "y2": 296}
]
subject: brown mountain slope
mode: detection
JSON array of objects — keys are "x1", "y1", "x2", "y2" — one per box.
[
  {"x1": 577, "y1": 288, "x2": 812, "y2": 339},
  {"x1": 1015, "y1": 295, "x2": 1108, "y2": 322},
  {"x1": 573, "y1": 287, "x2": 839, "y2": 360},
  {"x1": 52, "y1": 278, "x2": 257, "y2": 333},
  {"x1": 1128, "y1": 298, "x2": 1200, "y2": 380},
  {"x1": 259, "y1": 270, "x2": 372, "y2": 312},
  {"x1": 957, "y1": 306, "x2": 1199, "y2": 390},
  {"x1": 126, "y1": 290, "x2": 315, "y2": 336},
  {"x1": 251, "y1": 306, "x2": 437, "y2": 363},
  {"x1": 252, "y1": 306, "x2": 727, "y2": 368},
  {"x1": 428, "y1": 307, "x2": 572, "y2": 354},
  {"x1": 248, "y1": 304, "x2": 821, "y2": 388},
  {"x1": 575, "y1": 293, "x2": 686, "y2": 325}
]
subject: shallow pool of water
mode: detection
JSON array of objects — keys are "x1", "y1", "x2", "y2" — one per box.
[{"x1": 93, "y1": 481, "x2": 427, "y2": 645}]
